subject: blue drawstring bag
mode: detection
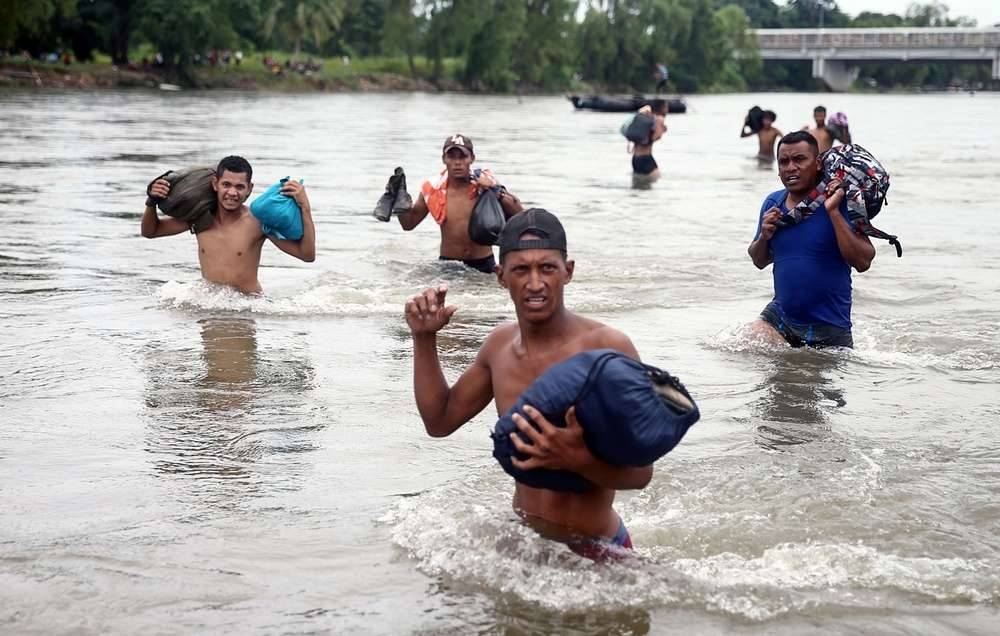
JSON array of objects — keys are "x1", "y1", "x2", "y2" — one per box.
[
  {"x1": 491, "y1": 349, "x2": 700, "y2": 493},
  {"x1": 250, "y1": 177, "x2": 304, "y2": 240}
]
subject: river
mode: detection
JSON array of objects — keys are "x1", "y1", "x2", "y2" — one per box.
[{"x1": 1, "y1": 89, "x2": 998, "y2": 634}]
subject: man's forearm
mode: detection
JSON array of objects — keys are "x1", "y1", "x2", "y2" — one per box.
[
  {"x1": 298, "y1": 204, "x2": 316, "y2": 262},
  {"x1": 412, "y1": 334, "x2": 452, "y2": 435},
  {"x1": 500, "y1": 189, "x2": 524, "y2": 217},
  {"x1": 748, "y1": 238, "x2": 772, "y2": 269},
  {"x1": 141, "y1": 205, "x2": 159, "y2": 237}
]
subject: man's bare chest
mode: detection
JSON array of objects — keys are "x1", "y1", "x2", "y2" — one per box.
[{"x1": 197, "y1": 221, "x2": 263, "y2": 259}]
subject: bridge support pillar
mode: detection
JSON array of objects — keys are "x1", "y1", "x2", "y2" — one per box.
[
  {"x1": 993, "y1": 50, "x2": 1000, "y2": 80},
  {"x1": 812, "y1": 57, "x2": 859, "y2": 92}
]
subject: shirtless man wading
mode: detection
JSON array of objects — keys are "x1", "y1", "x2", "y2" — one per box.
[
  {"x1": 396, "y1": 134, "x2": 524, "y2": 274},
  {"x1": 741, "y1": 109, "x2": 782, "y2": 161},
  {"x1": 141, "y1": 155, "x2": 316, "y2": 294},
  {"x1": 804, "y1": 105, "x2": 835, "y2": 153},
  {"x1": 405, "y1": 209, "x2": 651, "y2": 559}
]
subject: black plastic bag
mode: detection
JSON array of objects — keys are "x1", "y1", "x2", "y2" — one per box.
[
  {"x1": 468, "y1": 190, "x2": 505, "y2": 246},
  {"x1": 744, "y1": 106, "x2": 764, "y2": 133}
]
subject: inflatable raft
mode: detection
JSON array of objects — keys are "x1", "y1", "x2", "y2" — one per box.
[{"x1": 569, "y1": 94, "x2": 687, "y2": 114}]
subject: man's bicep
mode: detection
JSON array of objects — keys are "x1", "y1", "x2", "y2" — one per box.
[{"x1": 268, "y1": 236, "x2": 304, "y2": 259}]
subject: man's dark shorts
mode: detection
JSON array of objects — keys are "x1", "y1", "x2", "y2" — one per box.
[
  {"x1": 631, "y1": 154, "x2": 658, "y2": 175},
  {"x1": 760, "y1": 301, "x2": 854, "y2": 349},
  {"x1": 439, "y1": 254, "x2": 496, "y2": 274}
]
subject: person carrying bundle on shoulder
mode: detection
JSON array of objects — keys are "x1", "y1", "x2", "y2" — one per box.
[
  {"x1": 741, "y1": 107, "x2": 782, "y2": 163},
  {"x1": 141, "y1": 155, "x2": 316, "y2": 294},
  {"x1": 622, "y1": 99, "x2": 668, "y2": 180},
  {"x1": 746, "y1": 132, "x2": 882, "y2": 349}
]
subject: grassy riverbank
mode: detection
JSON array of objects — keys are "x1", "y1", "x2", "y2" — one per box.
[{"x1": 0, "y1": 52, "x2": 475, "y2": 92}]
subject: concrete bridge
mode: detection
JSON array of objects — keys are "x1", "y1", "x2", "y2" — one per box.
[{"x1": 754, "y1": 27, "x2": 1000, "y2": 90}]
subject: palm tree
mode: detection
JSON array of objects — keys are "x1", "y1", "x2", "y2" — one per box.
[{"x1": 262, "y1": 0, "x2": 345, "y2": 60}]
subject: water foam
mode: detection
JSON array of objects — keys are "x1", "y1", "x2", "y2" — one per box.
[
  {"x1": 156, "y1": 279, "x2": 514, "y2": 317},
  {"x1": 381, "y1": 473, "x2": 1000, "y2": 621},
  {"x1": 707, "y1": 319, "x2": 999, "y2": 372}
]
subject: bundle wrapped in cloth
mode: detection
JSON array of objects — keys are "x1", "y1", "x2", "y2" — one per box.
[
  {"x1": 491, "y1": 349, "x2": 700, "y2": 493},
  {"x1": 146, "y1": 167, "x2": 216, "y2": 233}
]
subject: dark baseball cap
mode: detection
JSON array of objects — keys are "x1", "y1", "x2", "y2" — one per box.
[
  {"x1": 443, "y1": 133, "x2": 474, "y2": 156},
  {"x1": 498, "y1": 208, "x2": 568, "y2": 261}
]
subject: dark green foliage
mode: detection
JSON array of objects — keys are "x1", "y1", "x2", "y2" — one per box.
[
  {"x1": 0, "y1": 0, "x2": 989, "y2": 91},
  {"x1": 336, "y1": 0, "x2": 386, "y2": 57}
]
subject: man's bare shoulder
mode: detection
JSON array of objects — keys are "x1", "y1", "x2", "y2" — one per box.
[
  {"x1": 238, "y1": 206, "x2": 266, "y2": 238},
  {"x1": 575, "y1": 317, "x2": 639, "y2": 358},
  {"x1": 479, "y1": 321, "x2": 519, "y2": 356}
]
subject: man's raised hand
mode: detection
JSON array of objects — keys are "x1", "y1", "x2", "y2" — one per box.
[{"x1": 405, "y1": 283, "x2": 457, "y2": 335}]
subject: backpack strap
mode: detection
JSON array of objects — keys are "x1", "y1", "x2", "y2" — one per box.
[
  {"x1": 855, "y1": 218, "x2": 902, "y2": 257},
  {"x1": 776, "y1": 178, "x2": 829, "y2": 228}
]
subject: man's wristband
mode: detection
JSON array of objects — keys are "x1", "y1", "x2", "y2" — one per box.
[{"x1": 145, "y1": 196, "x2": 157, "y2": 208}]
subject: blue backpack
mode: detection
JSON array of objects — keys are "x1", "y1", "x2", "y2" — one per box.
[
  {"x1": 250, "y1": 177, "x2": 304, "y2": 240},
  {"x1": 491, "y1": 349, "x2": 700, "y2": 493}
]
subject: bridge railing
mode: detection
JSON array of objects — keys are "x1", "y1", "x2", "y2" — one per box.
[{"x1": 755, "y1": 28, "x2": 1000, "y2": 50}]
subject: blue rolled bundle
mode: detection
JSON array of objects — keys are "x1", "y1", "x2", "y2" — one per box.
[
  {"x1": 250, "y1": 177, "x2": 304, "y2": 240},
  {"x1": 491, "y1": 349, "x2": 700, "y2": 493}
]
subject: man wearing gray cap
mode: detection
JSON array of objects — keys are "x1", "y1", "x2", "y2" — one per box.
[
  {"x1": 395, "y1": 133, "x2": 524, "y2": 273},
  {"x1": 404, "y1": 209, "x2": 650, "y2": 559}
]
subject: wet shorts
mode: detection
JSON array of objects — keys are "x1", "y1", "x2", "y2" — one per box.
[
  {"x1": 631, "y1": 154, "x2": 658, "y2": 175},
  {"x1": 760, "y1": 301, "x2": 854, "y2": 349},
  {"x1": 439, "y1": 254, "x2": 496, "y2": 274},
  {"x1": 567, "y1": 517, "x2": 633, "y2": 561}
]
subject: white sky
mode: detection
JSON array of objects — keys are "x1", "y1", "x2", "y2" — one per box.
[{"x1": 823, "y1": 0, "x2": 1000, "y2": 26}]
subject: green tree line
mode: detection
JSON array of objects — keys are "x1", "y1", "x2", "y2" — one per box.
[{"x1": 0, "y1": 0, "x2": 986, "y2": 91}]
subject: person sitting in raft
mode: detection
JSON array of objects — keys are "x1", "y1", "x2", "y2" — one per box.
[
  {"x1": 741, "y1": 109, "x2": 782, "y2": 162},
  {"x1": 404, "y1": 209, "x2": 651, "y2": 560},
  {"x1": 395, "y1": 134, "x2": 524, "y2": 273},
  {"x1": 141, "y1": 156, "x2": 316, "y2": 294}
]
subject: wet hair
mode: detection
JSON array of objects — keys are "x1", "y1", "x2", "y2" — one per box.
[
  {"x1": 215, "y1": 155, "x2": 253, "y2": 182},
  {"x1": 813, "y1": 105, "x2": 827, "y2": 114},
  {"x1": 776, "y1": 131, "x2": 819, "y2": 157}
]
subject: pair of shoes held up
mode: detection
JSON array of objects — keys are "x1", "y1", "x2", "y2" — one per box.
[{"x1": 374, "y1": 167, "x2": 412, "y2": 222}]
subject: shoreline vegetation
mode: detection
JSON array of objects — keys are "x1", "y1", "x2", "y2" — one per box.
[
  {"x1": 0, "y1": 59, "x2": 449, "y2": 93},
  {"x1": 2, "y1": 57, "x2": 990, "y2": 95},
  {"x1": 3, "y1": 1, "x2": 994, "y2": 97}
]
